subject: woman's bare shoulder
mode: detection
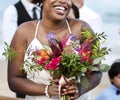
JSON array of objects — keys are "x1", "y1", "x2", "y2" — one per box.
[
  {"x1": 68, "y1": 18, "x2": 91, "y2": 29},
  {"x1": 10, "y1": 20, "x2": 39, "y2": 47},
  {"x1": 68, "y1": 18, "x2": 81, "y2": 24},
  {"x1": 67, "y1": 18, "x2": 94, "y2": 39},
  {"x1": 80, "y1": 20, "x2": 94, "y2": 35},
  {"x1": 14, "y1": 21, "x2": 38, "y2": 39},
  {"x1": 17, "y1": 21, "x2": 37, "y2": 35},
  {"x1": 69, "y1": 18, "x2": 94, "y2": 34}
]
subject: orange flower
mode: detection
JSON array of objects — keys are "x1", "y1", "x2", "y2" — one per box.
[
  {"x1": 40, "y1": 50, "x2": 50, "y2": 59},
  {"x1": 34, "y1": 49, "x2": 50, "y2": 60}
]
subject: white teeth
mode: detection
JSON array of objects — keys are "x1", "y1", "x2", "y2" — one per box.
[{"x1": 55, "y1": 6, "x2": 65, "y2": 11}]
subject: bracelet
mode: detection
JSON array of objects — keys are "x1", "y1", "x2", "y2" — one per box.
[{"x1": 45, "y1": 85, "x2": 50, "y2": 98}]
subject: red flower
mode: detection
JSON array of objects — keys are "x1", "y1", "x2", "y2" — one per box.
[
  {"x1": 87, "y1": 69, "x2": 93, "y2": 74},
  {"x1": 38, "y1": 57, "x2": 47, "y2": 65},
  {"x1": 45, "y1": 56, "x2": 61, "y2": 70},
  {"x1": 79, "y1": 50, "x2": 93, "y2": 63},
  {"x1": 33, "y1": 57, "x2": 47, "y2": 65}
]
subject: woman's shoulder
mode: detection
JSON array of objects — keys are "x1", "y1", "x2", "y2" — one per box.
[
  {"x1": 17, "y1": 20, "x2": 37, "y2": 32},
  {"x1": 11, "y1": 20, "x2": 39, "y2": 44},
  {"x1": 67, "y1": 18, "x2": 94, "y2": 37},
  {"x1": 15, "y1": 20, "x2": 38, "y2": 37},
  {"x1": 68, "y1": 18, "x2": 91, "y2": 31}
]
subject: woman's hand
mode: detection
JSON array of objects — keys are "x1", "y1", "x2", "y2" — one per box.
[
  {"x1": 61, "y1": 80, "x2": 80, "y2": 100},
  {"x1": 48, "y1": 83, "x2": 59, "y2": 96}
]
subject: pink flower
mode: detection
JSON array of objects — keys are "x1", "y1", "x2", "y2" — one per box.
[
  {"x1": 38, "y1": 57, "x2": 47, "y2": 65},
  {"x1": 45, "y1": 56, "x2": 61, "y2": 70},
  {"x1": 33, "y1": 57, "x2": 47, "y2": 65}
]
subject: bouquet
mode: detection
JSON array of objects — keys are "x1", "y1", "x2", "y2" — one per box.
[{"x1": 3, "y1": 29, "x2": 111, "y2": 100}]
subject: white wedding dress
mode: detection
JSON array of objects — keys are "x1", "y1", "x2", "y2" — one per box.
[{"x1": 23, "y1": 20, "x2": 94, "y2": 100}]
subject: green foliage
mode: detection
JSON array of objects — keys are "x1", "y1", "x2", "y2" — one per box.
[
  {"x1": 80, "y1": 76, "x2": 89, "y2": 88},
  {"x1": 91, "y1": 32, "x2": 111, "y2": 59},
  {"x1": 2, "y1": 42, "x2": 18, "y2": 61},
  {"x1": 56, "y1": 29, "x2": 111, "y2": 88},
  {"x1": 61, "y1": 95, "x2": 71, "y2": 100},
  {"x1": 99, "y1": 64, "x2": 110, "y2": 72}
]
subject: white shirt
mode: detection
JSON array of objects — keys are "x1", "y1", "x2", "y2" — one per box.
[
  {"x1": 2, "y1": 0, "x2": 40, "y2": 45},
  {"x1": 80, "y1": 4, "x2": 103, "y2": 33}
]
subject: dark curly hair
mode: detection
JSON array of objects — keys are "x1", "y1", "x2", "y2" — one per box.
[
  {"x1": 31, "y1": 0, "x2": 43, "y2": 4},
  {"x1": 71, "y1": 3, "x2": 79, "y2": 18}
]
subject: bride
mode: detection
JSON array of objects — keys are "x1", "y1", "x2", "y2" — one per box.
[{"x1": 7, "y1": 0, "x2": 102, "y2": 100}]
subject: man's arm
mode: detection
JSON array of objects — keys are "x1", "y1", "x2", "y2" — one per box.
[{"x1": 2, "y1": 5, "x2": 18, "y2": 44}]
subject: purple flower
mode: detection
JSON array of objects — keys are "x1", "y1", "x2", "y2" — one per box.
[
  {"x1": 69, "y1": 34, "x2": 77, "y2": 41},
  {"x1": 46, "y1": 32, "x2": 63, "y2": 58},
  {"x1": 46, "y1": 32, "x2": 55, "y2": 41}
]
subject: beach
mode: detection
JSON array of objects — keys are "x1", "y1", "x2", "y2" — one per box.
[{"x1": 0, "y1": 0, "x2": 120, "y2": 99}]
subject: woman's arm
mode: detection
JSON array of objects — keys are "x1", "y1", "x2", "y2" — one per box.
[
  {"x1": 7, "y1": 23, "x2": 59, "y2": 96},
  {"x1": 8, "y1": 24, "x2": 45, "y2": 95},
  {"x1": 78, "y1": 71, "x2": 102, "y2": 96},
  {"x1": 78, "y1": 20, "x2": 102, "y2": 95}
]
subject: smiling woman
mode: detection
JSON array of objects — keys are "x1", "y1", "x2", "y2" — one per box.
[{"x1": 6, "y1": 0, "x2": 102, "y2": 100}]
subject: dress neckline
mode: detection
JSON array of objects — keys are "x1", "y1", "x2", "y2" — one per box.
[
  {"x1": 26, "y1": 19, "x2": 72, "y2": 51},
  {"x1": 34, "y1": 19, "x2": 72, "y2": 39}
]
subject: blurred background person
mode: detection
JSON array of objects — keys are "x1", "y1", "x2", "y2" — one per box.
[
  {"x1": 96, "y1": 59, "x2": 120, "y2": 100},
  {"x1": 72, "y1": 0, "x2": 103, "y2": 33},
  {"x1": 2, "y1": 0, "x2": 41, "y2": 45},
  {"x1": 2, "y1": 0, "x2": 40, "y2": 98}
]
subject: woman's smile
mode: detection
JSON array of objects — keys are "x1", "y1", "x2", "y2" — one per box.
[{"x1": 54, "y1": 5, "x2": 68, "y2": 16}]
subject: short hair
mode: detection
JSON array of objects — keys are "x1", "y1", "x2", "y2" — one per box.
[{"x1": 108, "y1": 59, "x2": 120, "y2": 79}]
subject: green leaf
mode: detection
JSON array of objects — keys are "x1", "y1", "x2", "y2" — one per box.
[
  {"x1": 61, "y1": 95, "x2": 71, "y2": 100},
  {"x1": 99, "y1": 64, "x2": 110, "y2": 72},
  {"x1": 43, "y1": 44, "x2": 52, "y2": 53},
  {"x1": 92, "y1": 67, "x2": 100, "y2": 71},
  {"x1": 93, "y1": 56, "x2": 105, "y2": 65},
  {"x1": 2, "y1": 42, "x2": 18, "y2": 61},
  {"x1": 81, "y1": 67, "x2": 87, "y2": 73},
  {"x1": 81, "y1": 76, "x2": 89, "y2": 88}
]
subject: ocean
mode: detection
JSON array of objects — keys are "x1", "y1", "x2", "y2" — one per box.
[{"x1": 0, "y1": 0, "x2": 120, "y2": 64}]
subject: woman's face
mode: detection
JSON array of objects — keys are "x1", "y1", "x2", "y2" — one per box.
[{"x1": 42, "y1": 0, "x2": 72, "y2": 20}]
